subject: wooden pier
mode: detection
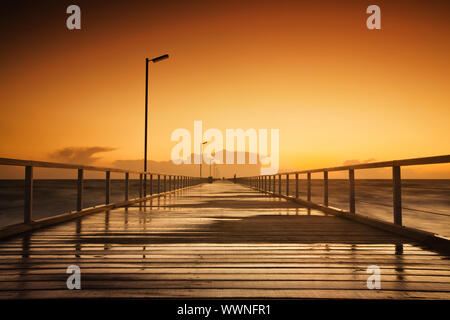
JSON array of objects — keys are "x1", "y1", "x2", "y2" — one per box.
[{"x1": 0, "y1": 181, "x2": 449, "y2": 299}]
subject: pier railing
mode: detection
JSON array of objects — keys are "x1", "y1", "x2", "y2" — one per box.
[
  {"x1": 0, "y1": 158, "x2": 204, "y2": 237},
  {"x1": 238, "y1": 155, "x2": 450, "y2": 237}
]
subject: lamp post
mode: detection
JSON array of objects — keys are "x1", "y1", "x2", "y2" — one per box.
[
  {"x1": 200, "y1": 141, "x2": 208, "y2": 178},
  {"x1": 209, "y1": 158, "x2": 212, "y2": 177},
  {"x1": 144, "y1": 54, "x2": 169, "y2": 196},
  {"x1": 209, "y1": 151, "x2": 215, "y2": 178}
]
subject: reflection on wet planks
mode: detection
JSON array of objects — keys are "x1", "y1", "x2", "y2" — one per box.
[{"x1": 0, "y1": 182, "x2": 449, "y2": 299}]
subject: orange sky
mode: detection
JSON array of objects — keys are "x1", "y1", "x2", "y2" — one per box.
[{"x1": 0, "y1": 0, "x2": 449, "y2": 177}]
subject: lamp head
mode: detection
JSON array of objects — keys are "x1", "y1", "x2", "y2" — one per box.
[{"x1": 150, "y1": 54, "x2": 169, "y2": 63}]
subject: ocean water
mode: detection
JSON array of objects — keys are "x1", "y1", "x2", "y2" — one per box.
[
  {"x1": 0, "y1": 179, "x2": 449, "y2": 238},
  {"x1": 263, "y1": 179, "x2": 450, "y2": 238},
  {"x1": 0, "y1": 179, "x2": 181, "y2": 228}
]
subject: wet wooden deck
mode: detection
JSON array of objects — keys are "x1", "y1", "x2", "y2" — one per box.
[{"x1": 0, "y1": 181, "x2": 449, "y2": 299}]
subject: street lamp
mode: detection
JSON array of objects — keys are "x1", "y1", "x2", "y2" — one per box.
[
  {"x1": 209, "y1": 157, "x2": 212, "y2": 177},
  {"x1": 144, "y1": 54, "x2": 169, "y2": 196},
  {"x1": 200, "y1": 141, "x2": 208, "y2": 178},
  {"x1": 209, "y1": 151, "x2": 216, "y2": 178}
]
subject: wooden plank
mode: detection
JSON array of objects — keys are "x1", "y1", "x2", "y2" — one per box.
[
  {"x1": 1, "y1": 267, "x2": 449, "y2": 276},
  {"x1": 0, "y1": 289, "x2": 448, "y2": 300},
  {"x1": 0, "y1": 280, "x2": 449, "y2": 291},
  {"x1": 1, "y1": 273, "x2": 449, "y2": 282},
  {"x1": 0, "y1": 248, "x2": 441, "y2": 255},
  {"x1": 0, "y1": 247, "x2": 439, "y2": 255},
  {"x1": 0, "y1": 242, "x2": 435, "y2": 250},
  {"x1": 0, "y1": 263, "x2": 448, "y2": 270},
  {"x1": 0, "y1": 259, "x2": 448, "y2": 268}
]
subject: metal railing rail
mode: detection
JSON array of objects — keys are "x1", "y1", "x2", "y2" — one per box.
[{"x1": 237, "y1": 154, "x2": 450, "y2": 228}]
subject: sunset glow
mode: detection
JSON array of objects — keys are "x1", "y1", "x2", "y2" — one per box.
[{"x1": 1, "y1": 0, "x2": 449, "y2": 176}]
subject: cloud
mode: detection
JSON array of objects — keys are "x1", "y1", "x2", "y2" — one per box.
[{"x1": 49, "y1": 146, "x2": 116, "y2": 165}]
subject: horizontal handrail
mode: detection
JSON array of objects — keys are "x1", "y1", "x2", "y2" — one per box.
[
  {"x1": 0, "y1": 157, "x2": 186, "y2": 177},
  {"x1": 275, "y1": 154, "x2": 450, "y2": 176}
]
